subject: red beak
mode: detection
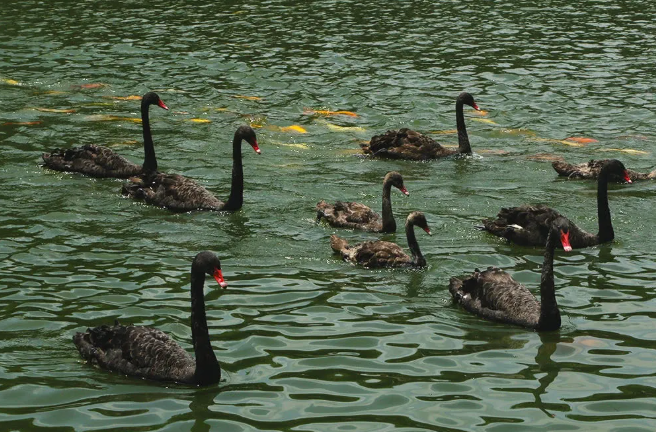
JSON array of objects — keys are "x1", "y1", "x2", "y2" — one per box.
[
  {"x1": 251, "y1": 140, "x2": 261, "y2": 154},
  {"x1": 623, "y1": 171, "x2": 632, "y2": 184},
  {"x1": 213, "y1": 268, "x2": 227, "y2": 288},
  {"x1": 157, "y1": 100, "x2": 169, "y2": 110},
  {"x1": 423, "y1": 227, "x2": 432, "y2": 236},
  {"x1": 560, "y1": 230, "x2": 572, "y2": 252},
  {"x1": 399, "y1": 186, "x2": 409, "y2": 196},
  {"x1": 472, "y1": 102, "x2": 480, "y2": 111}
]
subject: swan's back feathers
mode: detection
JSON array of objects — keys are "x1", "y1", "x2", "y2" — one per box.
[
  {"x1": 317, "y1": 201, "x2": 382, "y2": 231},
  {"x1": 330, "y1": 235, "x2": 411, "y2": 268},
  {"x1": 73, "y1": 323, "x2": 196, "y2": 383},
  {"x1": 123, "y1": 172, "x2": 225, "y2": 212},
  {"x1": 482, "y1": 204, "x2": 598, "y2": 248},
  {"x1": 363, "y1": 129, "x2": 453, "y2": 160},
  {"x1": 482, "y1": 205, "x2": 560, "y2": 246},
  {"x1": 42, "y1": 144, "x2": 142, "y2": 178},
  {"x1": 449, "y1": 267, "x2": 541, "y2": 328},
  {"x1": 553, "y1": 159, "x2": 652, "y2": 181}
]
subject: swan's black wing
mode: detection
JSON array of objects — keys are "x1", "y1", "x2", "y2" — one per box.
[
  {"x1": 73, "y1": 323, "x2": 195, "y2": 383},
  {"x1": 43, "y1": 144, "x2": 142, "y2": 178},
  {"x1": 553, "y1": 159, "x2": 651, "y2": 182},
  {"x1": 481, "y1": 205, "x2": 562, "y2": 246},
  {"x1": 123, "y1": 172, "x2": 225, "y2": 212},
  {"x1": 449, "y1": 267, "x2": 540, "y2": 328},
  {"x1": 317, "y1": 201, "x2": 382, "y2": 231},
  {"x1": 363, "y1": 128, "x2": 454, "y2": 161}
]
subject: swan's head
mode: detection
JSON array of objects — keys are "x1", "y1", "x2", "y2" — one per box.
[
  {"x1": 602, "y1": 159, "x2": 632, "y2": 184},
  {"x1": 236, "y1": 125, "x2": 261, "y2": 155},
  {"x1": 384, "y1": 171, "x2": 409, "y2": 196},
  {"x1": 407, "y1": 211, "x2": 431, "y2": 235},
  {"x1": 551, "y1": 217, "x2": 572, "y2": 252},
  {"x1": 142, "y1": 92, "x2": 169, "y2": 110},
  {"x1": 458, "y1": 92, "x2": 479, "y2": 111},
  {"x1": 193, "y1": 251, "x2": 228, "y2": 288}
]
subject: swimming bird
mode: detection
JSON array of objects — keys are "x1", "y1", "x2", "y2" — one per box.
[
  {"x1": 73, "y1": 251, "x2": 227, "y2": 386},
  {"x1": 361, "y1": 92, "x2": 479, "y2": 160},
  {"x1": 552, "y1": 159, "x2": 654, "y2": 182},
  {"x1": 481, "y1": 159, "x2": 631, "y2": 249},
  {"x1": 42, "y1": 92, "x2": 168, "y2": 178},
  {"x1": 316, "y1": 171, "x2": 409, "y2": 233},
  {"x1": 330, "y1": 211, "x2": 431, "y2": 268},
  {"x1": 450, "y1": 217, "x2": 572, "y2": 331},
  {"x1": 122, "y1": 125, "x2": 260, "y2": 212}
]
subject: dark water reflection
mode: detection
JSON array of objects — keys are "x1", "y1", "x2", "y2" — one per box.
[{"x1": 1, "y1": 0, "x2": 656, "y2": 430}]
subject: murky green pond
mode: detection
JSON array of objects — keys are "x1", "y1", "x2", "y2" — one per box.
[{"x1": 2, "y1": 0, "x2": 655, "y2": 430}]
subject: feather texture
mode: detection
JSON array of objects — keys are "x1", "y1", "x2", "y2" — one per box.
[
  {"x1": 361, "y1": 92, "x2": 478, "y2": 160},
  {"x1": 42, "y1": 92, "x2": 167, "y2": 178}
]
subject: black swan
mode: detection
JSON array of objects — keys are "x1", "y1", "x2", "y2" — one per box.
[
  {"x1": 361, "y1": 92, "x2": 479, "y2": 160},
  {"x1": 316, "y1": 171, "x2": 409, "y2": 233},
  {"x1": 73, "y1": 251, "x2": 226, "y2": 386},
  {"x1": 450, "y1": 217, "x2": 572, "y2": 331},
  {"x1": 42, "y1": 92, "x2": 168, "y2": 178},
  {"x1": 122, "y1": 125, "x2": 260, "y2": 212},
  {"x1": 552, "y1": 159, "x2": 654, "y2": 182},
  {"x1": 482, "y1": 159, "x2": 631, "y2": 249},
  {"x1": 330, "y1": 211, "x2": 431, "y2": 268}
]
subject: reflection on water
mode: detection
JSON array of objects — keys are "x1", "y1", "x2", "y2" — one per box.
[{"x1": 1, "y1": 0, "x2": 656, "y2": 430}]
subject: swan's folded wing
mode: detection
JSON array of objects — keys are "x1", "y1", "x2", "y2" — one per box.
[
  {"x1": 130, "y1": 172, "x2": 224, "y2": 211},
  {"x1": 353, "y1": 240, "x2": 410, "y2": 268},
  {"x1": 337, "y1": 202, "x2": 379, "y2": 224},
  {"x1": 100, "y1": 326, "x2": 194, "y2": 379}
]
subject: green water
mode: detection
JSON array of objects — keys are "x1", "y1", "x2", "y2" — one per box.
[{"x1": 2, "y1": 0, "x2": 656, "y2": 431}]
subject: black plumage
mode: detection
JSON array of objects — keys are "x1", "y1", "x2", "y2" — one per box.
[
  {"x1": 450, "y1": 217, "x2": 572, "y2": 331},
  {"x1": 552, "y1": 159, "x2": 653, "y2": 182},
  {"x1": 122, "y1": 125, "x2": 259, "y2": 212},
  {"x1": 42, "y1": 92, "x2": 168, "y2": 178},
  {"x1": 316, "y1": 171, "x2": 409, "y2": 233},
  {"x1": 361, "y1": 92, "x2": 479, "y2": 160},
  {"x1": 73, "y1": 251, "x2": 227, "y2": 386},
  {"x1": 482, "y1": 159, "x2": 631, "y2": 248}
]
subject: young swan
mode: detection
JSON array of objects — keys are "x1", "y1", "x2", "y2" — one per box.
[{"x1": 330, "y1": 211, "x2": 431, "y2": 268}]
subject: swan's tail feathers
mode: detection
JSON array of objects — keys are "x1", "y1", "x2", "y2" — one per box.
[
  {"x1": 122, "y1": 181, "x2": 145, "y2": 199},
  {"x1": 316, "y1": 201, "x2": 329, "y2": 222},
  {"x1": 479, "y1": 218, "x2": 496, "y2": 232},
  {"x1": 73, "y1": 332, "x2": 98, "y2": 362},
  {"x1": 330, "y1": 235, "x2": 349, "y2": 254},
  {"x1": 448, "y1": 277, "x2": 464, "y2": 299},
  {"x1": 551, "y1": 160, "x2": 579, "y2": 178}
]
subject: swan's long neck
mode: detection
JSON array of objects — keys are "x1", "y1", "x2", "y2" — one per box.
[
  {"x1": 224, "y1": 133, "x2": 244, "y2": 211},
  {"x1": 190, "y1": 270, "x2": 220, "y2": 385},
  {"x1": 141, "y1": 101, "x2": 157, "y2": 173},
  {"x1": 381, "y1": 181, "x2": 396, "y2": 233},
  {"x1": 538, "y1": 230, "x2": 561, "y2": 331},
  {"x1": 455, "y1": 99, "x2": 472, "y2": 154},
  {"x1": 596, "y1": 170, "x2": 614, "y2": 243},
  {"x1": 406, "y1": 221, "x2": 425, "y2": 267}
]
